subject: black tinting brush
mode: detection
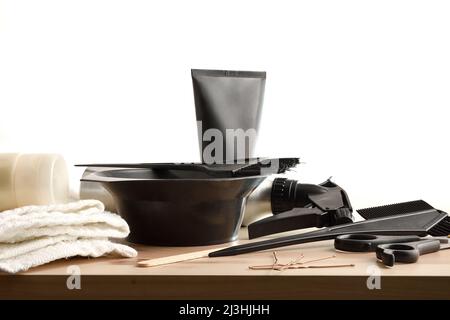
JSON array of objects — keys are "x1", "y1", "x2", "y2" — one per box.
[
  {"x1": 76, "y1": 158, "x2": 299, "y2": 178},
  {"x1": 209, "y1": 200, "x2": 450, "y2": 257}
]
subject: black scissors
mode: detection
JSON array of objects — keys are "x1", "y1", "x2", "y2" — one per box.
[{"x1": 334, "y1": 234, "x2": 450, "y2": 267}]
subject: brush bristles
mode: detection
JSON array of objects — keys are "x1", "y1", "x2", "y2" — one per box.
[
  {"x1": 357, "y1": 200, "x2": 434, "y2": 219},
  {"x1": 276, "y1": 158, "x2": 300, "y2": 173},
  {"x1": 429, "y1": 216, "x2": 450, "y2": 236},
  {"x1": 235, "y1": 158, "x2": 299, "y2": 176}
]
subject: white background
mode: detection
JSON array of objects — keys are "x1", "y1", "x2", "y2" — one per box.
[{"x1": 1, "y1": 0, "x2": 449, "y2": 210}]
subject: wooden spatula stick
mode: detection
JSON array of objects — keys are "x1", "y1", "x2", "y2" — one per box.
[{"x1": 137, "y1": 248, "x2": 224, "y2": 267}]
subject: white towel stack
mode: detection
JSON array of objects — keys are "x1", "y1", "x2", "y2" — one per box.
[{"x1": 0, "y1": 200, "x2": 137, "y2": 273}]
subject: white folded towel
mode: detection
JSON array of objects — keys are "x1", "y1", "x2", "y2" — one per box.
[{"x1": 0, "y1": 200, "x2": 137, "y2": 273}]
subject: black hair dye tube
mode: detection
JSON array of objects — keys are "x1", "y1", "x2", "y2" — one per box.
[{"x1": 191, "y1": 69, "x2": 265, "y2": 164}]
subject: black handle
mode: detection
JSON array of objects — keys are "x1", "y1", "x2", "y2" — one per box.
[
  {"x1": 335, "y1": 234, "x2": 422, "y2": 252},
  {"x1": 376, "y1": 239, "x2": 441, "y2": 267},
  {"x1": 248, "y1": 208, "x2": 327, "y2": 239}
]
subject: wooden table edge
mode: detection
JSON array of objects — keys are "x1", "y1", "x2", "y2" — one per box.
[{"x1": 1, "y1": 274, "x2": 450, "y2": 299}]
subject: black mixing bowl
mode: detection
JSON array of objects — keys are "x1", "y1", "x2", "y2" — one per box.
[{"x1": 82, "y1": 168, "x2": 265, "y2": 246}]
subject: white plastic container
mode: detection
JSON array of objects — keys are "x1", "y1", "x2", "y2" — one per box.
[{"x1": 0, "y1": 153, "x2": 70, "y2": 212}]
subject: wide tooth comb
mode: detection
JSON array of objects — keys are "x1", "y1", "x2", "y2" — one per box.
[
  {"x1": 357, "y1": 200, "x2": 434, "y2": 220},
  {"x1": 429, "y1": 216, "x2": 450, "y2": 236}
]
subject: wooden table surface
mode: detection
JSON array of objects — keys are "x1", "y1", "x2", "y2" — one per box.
[{"x1": 1, "y1": 229, "x2": 450, "y2": 299}]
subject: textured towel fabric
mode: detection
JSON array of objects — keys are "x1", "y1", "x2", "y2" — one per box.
[{"x1": 0, "y1": 200, "x2": 137, "y2": 273}]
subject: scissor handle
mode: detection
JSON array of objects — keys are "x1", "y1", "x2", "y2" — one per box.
[
  {"x1": 376, "y1": 239, "x2": 441, "y2": 267},
  {"x1": 334, "y1": 234, "x2": 422, "y2": 252}
]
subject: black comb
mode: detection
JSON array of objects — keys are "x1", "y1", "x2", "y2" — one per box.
[
  {"x1": 357, "y1": 200, "x2": 450, "y2": 236},
  {"x1": 429, "y1": 216, "x2": 450, "y2": 236},
  {"x1": 357, "y1": 200, "x2": 434, "y2": 220}
]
